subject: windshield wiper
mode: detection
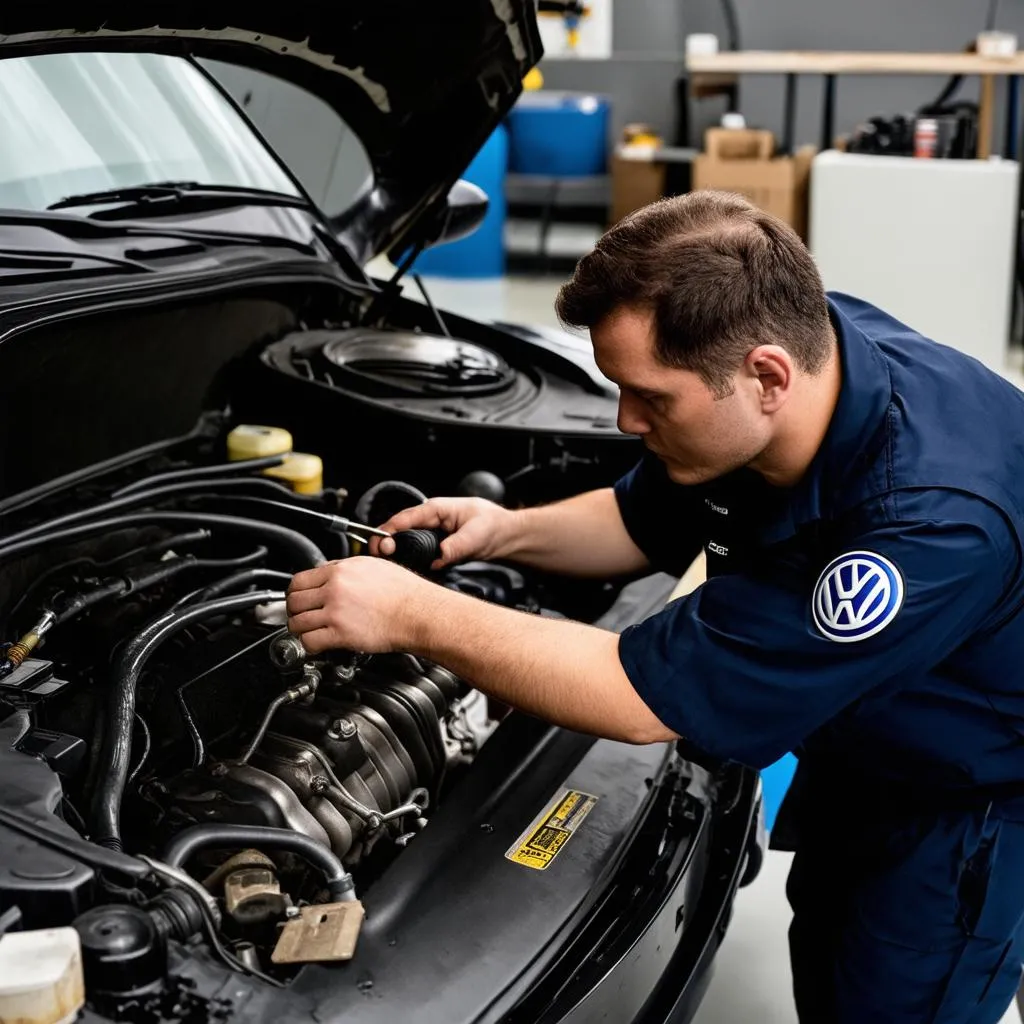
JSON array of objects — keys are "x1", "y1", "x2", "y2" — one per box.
[
  {"x1": 46, "y1": 181, "x2": 312, "y2": 218},
  {"x1": 0, "y1": 246, "x2": 152, "y2": 274},
  {"x1": 0, "y1": 209, "x2": 319, "y2": 258}
]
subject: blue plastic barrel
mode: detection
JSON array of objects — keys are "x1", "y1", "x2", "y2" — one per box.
[
  {"x1": 761, "y1": 752, "x2": 798, "y2": 832},
  {"x1": 411, "y1": 123, "x2": 508, "y2": 279},
  {"x1": 506, "y1": 91, "x2": 610, "y2": 178}
]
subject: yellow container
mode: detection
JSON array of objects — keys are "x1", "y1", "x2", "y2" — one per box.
[
  {"x1": 263, "y1": 452, "x2": 324, "y2": 495},
  {"x1": 226, "y1": 424, "x2": 293, "y2": 461},
  {"x1": 226, "y1": 424, "x2": 322, "y2": 494}
]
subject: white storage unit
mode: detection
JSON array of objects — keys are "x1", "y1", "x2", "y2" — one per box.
[{"x1": 809, "y1": 151, "x2": 1020, "y2": 372}]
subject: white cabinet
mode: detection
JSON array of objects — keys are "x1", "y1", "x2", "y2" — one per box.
[{"x1": 809, "y1": 151, "x2": 1019, "y2": 372}]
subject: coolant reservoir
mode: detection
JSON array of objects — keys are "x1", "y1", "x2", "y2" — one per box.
[
  {"x1": 226, "y1": 424, "x2": 293, "y2": 461},
  {"x1": 0, "y1": 927, "x2": 85, "y2": 1024},
  {"x1": 262, "y1": 452, "x2": 324, "y2": 495},
  {"x1": 226, "y1": 424, "x2": 323, "y2": 494}
]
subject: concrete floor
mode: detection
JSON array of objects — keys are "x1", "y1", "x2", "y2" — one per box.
[{"x1": 387, "y1": 264, "x2": 1024, "y2": 1023}]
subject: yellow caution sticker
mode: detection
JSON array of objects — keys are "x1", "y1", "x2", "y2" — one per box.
[{"x1": 505, "y1": 787, "x2": 599, "y2": 871}]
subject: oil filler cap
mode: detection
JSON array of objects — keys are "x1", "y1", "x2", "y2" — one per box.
[{"x1": 73, "y1": 905, "x2": 165, "y2": 998}]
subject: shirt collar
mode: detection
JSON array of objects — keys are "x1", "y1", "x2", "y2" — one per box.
[{"x1": 758, "y1": 296, "x2": 893, "y2": 545}]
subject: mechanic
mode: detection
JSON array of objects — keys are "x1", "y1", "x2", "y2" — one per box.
[{"x1": 286, "y1": 191, "x2": 1024, "y2": 1024}]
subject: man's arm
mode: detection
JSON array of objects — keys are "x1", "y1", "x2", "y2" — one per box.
[
  {"x1": 409, "y1": 583, "x2": 675, "y2": 743},
  {"x1": 501, "y1": 487, "x2": 650, "y2": 577},
  {"x1": 285, "y1": 557, "x2": 676, "y2": 744},
  {"x1": 374, "y1": 487, "x2": 651, "y2": 578}
]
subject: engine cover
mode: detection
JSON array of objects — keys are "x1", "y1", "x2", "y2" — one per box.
[
  {"x1": 164, "y1": 655, "x2": 464, "y2": 865},
  {"x1": 233, "y1": 315, "x2": 643, "y2": 505}
]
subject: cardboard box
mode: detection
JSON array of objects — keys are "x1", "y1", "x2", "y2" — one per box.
[
  {"x1": 693, "y1": 130, "x2": 816, "y2": 240},
  {"x1": 610, "y1": 151, "x2": 666, "y2": 225}
]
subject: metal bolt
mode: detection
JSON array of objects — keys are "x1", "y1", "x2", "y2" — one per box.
[
  {"x1": 209, "y1": 762, "x2": 229, "y2": 777},
  {"x1": 310, "y1": 775, "x2": 330, "y2": 794},
  {"x1": 329, "y1": 717, "x2": 357, "y2": 740},
  {"x1": 269, "y1": 634, "x2": 308, "y2": 671}
]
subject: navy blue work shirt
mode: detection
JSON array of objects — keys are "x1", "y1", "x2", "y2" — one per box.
[{"x1": 615, "y1": 293, "x2": 1024, "y2": 794}]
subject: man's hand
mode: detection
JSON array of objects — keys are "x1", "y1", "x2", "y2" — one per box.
[
  {"x1": 370, "y1": 497, "x2": 520, "y2": 569},
  {"x1": 286, "y1": 557, "x2": 429, "y2": 655},
  {"x1": 285, "y1": 556, "x2": 677, "y2": 745}
]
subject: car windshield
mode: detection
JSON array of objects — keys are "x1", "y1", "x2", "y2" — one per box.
[{"x1": 0, "y1": 51, "x2": 301, "y2": 211}]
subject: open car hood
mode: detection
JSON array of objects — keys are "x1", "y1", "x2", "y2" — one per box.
[{"x1": 0, "y1": 2, "x2": 542, "y2": 263}]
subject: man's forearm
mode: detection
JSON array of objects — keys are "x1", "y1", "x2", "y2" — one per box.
[
  {"x1": 498, "y1": 488, "x2": 650, "y2": 578},
  {"x1": 405, "y1": 583, "x2": 676, "y2": 744}
]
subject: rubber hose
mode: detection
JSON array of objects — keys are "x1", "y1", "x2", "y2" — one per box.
[
  {"x1": 0, "y1": 512, "x2": 325, "y2": 571},
  {"x1": 162, "y1": 824, "x2": 355, "y2": 902},
  {"x1": 169, "y1": 567, "x2": 292, "y2": 611},
  {"x1": 0, "y1": 806, "x2": 149, "y2": 880},
  {"x1": 354, "y1": 480, "x2": 428, "y2": 526},
  {"x1": 112, "y1": 455, "x2": 288, "y2": 497},
  {"x1": 187, "y1": 496, "x2": 351, "y2": 558},
  {"x1": 195, "y1": 568, "x2": 293, "y2": 603},
  {"x1": 53, "y1": 551, "x2": 275, "y2": 626},
  {"x1": 3, "y1": 476, "x2": 322, "y2": 548},
  {"x1": 91, "y1": 590, "x2": 286, "y2": 850}
]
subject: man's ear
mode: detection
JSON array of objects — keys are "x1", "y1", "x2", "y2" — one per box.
[{"x1": 746, "y1": 345, "x2": 793, "y2": 412}]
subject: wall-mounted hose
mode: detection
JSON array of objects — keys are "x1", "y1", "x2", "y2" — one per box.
[
  {"x1": 161, "y1": 823, "x2": 355, "y2": 903},
  {"x1": 91, "y1": 589, "x2": 287, "y2": 850}
]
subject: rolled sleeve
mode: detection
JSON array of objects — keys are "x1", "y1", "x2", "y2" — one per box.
[
  {"x1": 613, "y1": 454, "x2": 703, "y2": 577},
  {"x1": 618, "y1": 511, "x2": 1018, "y2": 769}
]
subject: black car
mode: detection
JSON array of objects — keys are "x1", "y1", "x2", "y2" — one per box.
[{"x1": 0, "y1": 5, "x2": 764, "y2": 1023}]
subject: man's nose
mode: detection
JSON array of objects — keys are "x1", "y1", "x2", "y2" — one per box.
[{"x1": 617, "y1": 393, "x2": 650, "y2": 436}]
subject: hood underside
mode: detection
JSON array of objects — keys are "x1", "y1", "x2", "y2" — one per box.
[{"x1": 0, "y1": 2, "x2": 542, "y2": 262}]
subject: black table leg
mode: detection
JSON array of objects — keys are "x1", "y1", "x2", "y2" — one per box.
[
  {"x1": 1006, "y1": 76, "x2": 1021, "y2": 159},
  {"x1": 821, "y1": 74, "x2": 837, "y2": 152},
  {"x1": 783, "y1": 73, "x2": 798, "y2": 155}
]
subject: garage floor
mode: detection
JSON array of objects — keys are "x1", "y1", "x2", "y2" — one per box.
[{"x1": 400, "y1": 269, "x2": 1024, "y2": 1024}]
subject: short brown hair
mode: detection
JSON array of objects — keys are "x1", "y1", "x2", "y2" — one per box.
[{"x1": 555, "y1": 191, "x2": 832, "y2": 395}]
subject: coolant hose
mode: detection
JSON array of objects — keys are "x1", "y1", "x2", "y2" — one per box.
[
  {"x1": 354, "y1": 480, "x2": 428, "y2": 526},
  {"x1": 172, "y1": 568, "x2": 294, "y2": 610},
  {"x1": 112, "y1": 455, "x2": 288, "y2": 497},
  {"x1": 1, "y1": 476, "x2": 323, "y2": 548},
  {"x1": 0, "y1": 511, "x2": 325, "y2": 571},
  {"x1": 91, "y1": 590, "x2": 286, "y2": 850},
  {"x1": 161, "y1": 823, "x2": 356, "y2": 902}
]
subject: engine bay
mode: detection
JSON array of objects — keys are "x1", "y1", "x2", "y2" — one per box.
[{"x1": 0, "y1": 427, "x2": 628, "y2": 1008}]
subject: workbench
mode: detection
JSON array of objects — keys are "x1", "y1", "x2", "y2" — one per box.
[{"x1": 686, "y1": 51, "x2": 1024, "y2": 159}]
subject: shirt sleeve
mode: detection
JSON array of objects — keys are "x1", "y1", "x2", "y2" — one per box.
[
  {"x1": 613, "y1": 454, "x2": 704, "y2": 577},
  {"x1": 617, "y1": 507, "x2": 1019, "y2": 769}
]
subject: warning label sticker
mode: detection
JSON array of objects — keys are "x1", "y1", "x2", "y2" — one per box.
[{"x1": 505, "y1": 788, "x2": 598, "y2": 871}]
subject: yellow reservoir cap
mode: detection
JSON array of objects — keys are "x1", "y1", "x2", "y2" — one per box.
[
  {"x1": 262, "y1": 452, "x2": 324, "y2": 495},
  {"x1": 227, "y1": 424, "x2": 293, "y2": 461}
]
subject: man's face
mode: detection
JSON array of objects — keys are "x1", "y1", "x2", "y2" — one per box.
[{"x1": 591, "y1": 306, "x2": 772, "y2": 485}]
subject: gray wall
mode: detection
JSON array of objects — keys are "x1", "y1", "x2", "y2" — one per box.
[
  {"x1": 204, "y1": 3, "x2": 1024, "y2": 209},
  {"x1": 539, "y1": 1, "x2": 1024, "y2": 150}
]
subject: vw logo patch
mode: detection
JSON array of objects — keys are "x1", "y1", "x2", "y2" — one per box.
[{"x1": 812, "y1": 551, "x2": 904, "y2": 643}]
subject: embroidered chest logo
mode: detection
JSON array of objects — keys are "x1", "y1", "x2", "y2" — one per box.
[
  {"x1": 707, "y1": 541, "x2": 729, "y2": 557},
  {"x1": 705, "y1": 499, "x2": 729, "y2": 515},
  {"x1": 812, "y1": 551, "x2": 904, "y2": 643}
]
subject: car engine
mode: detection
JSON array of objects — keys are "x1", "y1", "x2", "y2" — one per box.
[{"x1": 0, "y1": 431, "x2": 608, "y2": 999}]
